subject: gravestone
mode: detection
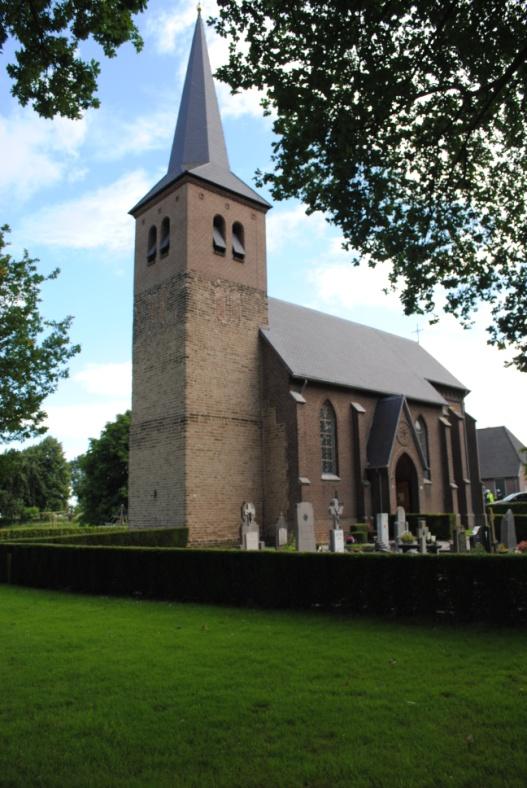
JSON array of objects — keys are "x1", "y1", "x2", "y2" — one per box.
[
  {"x1": 329, "y1": 528, "x2": 345, "y2": 553},
  {"x1": 417, "y1": 519, "x2": 429, "y2": 540},
  {"x1": 274, "y1": 512, "x2": 288, "y2": 548},
  {"x1": 452, "y1": 528, "x2": 465, "y2": 553},
  {"x1": 240, "y1": 502, "x2": 259, "y2": 550},
  {"x1": 376, "y1": 513, "x2": 389, "y2": 549},
  {"x1": 395, "y1": 506, "x2": 406, "y2": 541},
  {"x1": 419, "y1": 534, "x2": 427, "y2": 554},
  {"x1": 296, "y1": 502, "x2": 316, "y2": 552},
  {"x1": 501, "y1": 509, "x2": 517, "y2": 551},
  {"x1": 329, "y1": 495, "x2": 345, "y2": 553}
]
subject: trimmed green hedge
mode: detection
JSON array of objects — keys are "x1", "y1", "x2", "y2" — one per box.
[
  {"x1": 0, "y1": 525, "x2": 122, "y2": 542},
  {"x1": 488, "y1": 502, "x2": 527, "y2": 516},
  {"x1": 389, "y1": 513, "x2": 455, "y2": 540},
  {"x1": 34, "y1": 527, "x2": 189, "y2": 548},
  {"x1": 1, "y1": 544, "x2": 527, "y2": 624}
]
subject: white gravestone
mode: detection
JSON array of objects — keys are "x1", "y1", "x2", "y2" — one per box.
[
  {"x1": 240, "y1": 502, "x2": 259, "y2": 550},
  {"x1": 501, "y1": 509, "x2": 517, "y2": 551},
  {"x1": 330, "y1": 529, "x2": 345, "y2": 553},
  {"x1": 395, "y1": 506, "x2": 406, "y2": 541},
  {"x1": 376, "y1": 513, "x2": 389, "y2": 547},
  {"x1": 274, "y1": 513, "x2": 288, "y2": 548},
  {"x1": 296, "y1": 502, "x2": 316, "y2": 552},
  {"x1": 328, "y1": 495, "x2": 345, "y2": 553}
]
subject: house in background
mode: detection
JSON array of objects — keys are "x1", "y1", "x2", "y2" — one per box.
[{"x1": 477, "y1": 426, "x2": 526, "y2": 499}]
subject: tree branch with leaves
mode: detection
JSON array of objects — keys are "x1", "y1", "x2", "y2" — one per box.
[
  {"x1": 0, "y1": 226, "x2": 80, "y2": 441},
  {"x1": 213, "y1": 0, "x2": 527, "y2": 370}
]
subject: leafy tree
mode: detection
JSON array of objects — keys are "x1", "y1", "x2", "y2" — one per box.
[
  {"x1": 23, "y1": 437, "x2": 70, "y2": 511},
  {"x1": 0, "y1": 226, "x2": 80, "y2": 442},
  {"x1": 0, "y1": 0, "x2": 147, "y2": 118},
  {"x1": 0, "y1": 436, "x2": 69, "y2": 521},
  {"x1": 73, "y1": 410, "x2": 130, "y2": 524},
  {"x1": 213, "y1": 1, "x2": 527, "y2": 370}
]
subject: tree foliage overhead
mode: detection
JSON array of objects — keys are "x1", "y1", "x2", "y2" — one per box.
[
  {"x1": 213, "y1": 0, "x2": 527, "y2": 370},
  {"x1": 0, "y1": 0, "x2": 147, "y2": 118},
  {"x1": 72, "y1": 410, "x2": 130, "y2": 524},
  {"x1": 0, "y1": 226, "x2": 80, "y2": 441}
]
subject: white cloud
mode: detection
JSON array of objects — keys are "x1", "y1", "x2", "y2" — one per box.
[
  {"x1": 90, "y1": 108, "x2": 176, "y2": 161},
  {"x1": 0, "y1": 110, "x2": 87, "y2": 202},
  {"x1": 267, "y1": 205, "x2": 328, "y2": 253},
  {"x1": 146, "y1": 0, "x2": 266, "y2": 120},
  {"x1": 44, "y1": 401, "x2": 131, "y2": 459},
  {"x1": 19, "y1": 170, "x2": 153, "y2": 252},
  {"x1": 74, "y1": 362, "x2": 132, "y2": 398}
]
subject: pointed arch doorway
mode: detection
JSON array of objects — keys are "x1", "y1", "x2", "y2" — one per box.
[{"x1": 395, "y1": 453, "x2": 419, "y2": 512}]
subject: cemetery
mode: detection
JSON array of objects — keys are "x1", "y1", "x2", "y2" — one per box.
[{"x1": 1, "y1": 492, "x2": 527, "y2": 626}]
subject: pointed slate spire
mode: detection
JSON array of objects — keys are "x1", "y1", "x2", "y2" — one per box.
[
  {"x1": 168, "y1": 10, "x2": 229, "y2": 174},
  {"x1": 130, "y1": 10, "x2": 269, "y2": 214}
]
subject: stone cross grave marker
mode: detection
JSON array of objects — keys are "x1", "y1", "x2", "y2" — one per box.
[
  {"x1": 501, "y1": 508, "x2": 517, "y2": 551},
  {"x1": 274, "y1": 512, "x2": 288, "y2": 548},
  {"x1": 328, "y1": 495, "x2": 345, "y2": 553},
  {"x1": 240, "y1": 502, "x2": 259, "y2": 550},
  {"x1": 296, "y1": 502, "x2": 316, "y2": 552},
  {"x1": 376, "y1": 513, "x2": 389, "y2": 549}
]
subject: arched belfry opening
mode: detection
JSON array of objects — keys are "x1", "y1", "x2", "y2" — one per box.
[{"x1": 395, "y1": 453, "x2": 419, "y2": 512}]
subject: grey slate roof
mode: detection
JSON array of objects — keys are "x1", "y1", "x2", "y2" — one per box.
[
  {"x1": 261, "y1": 299, "x2": 467, "y2": 404},
  {"x1": 130, "y1": 13, "x2": 269, "y2": 214},
  {"x1": 477, "y1": 426, "x2": 526, "y2": 478}
]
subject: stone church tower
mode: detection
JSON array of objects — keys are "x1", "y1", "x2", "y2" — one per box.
[{"x1": 128, "y1": 11, "x2": 270, "y2": 543}]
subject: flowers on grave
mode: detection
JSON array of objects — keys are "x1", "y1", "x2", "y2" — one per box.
[
  {"x1": 497, "y1": 543, "x2": 508, "y2": 553},
  {"x1": 401, "y1": 531, "x2": 415, "y2": 543},
  {"x1": 516, "y1": 540, "x2": 527, "y2": 553}
]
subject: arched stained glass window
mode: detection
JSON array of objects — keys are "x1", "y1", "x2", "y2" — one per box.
[
  {"x1": 415, "y1": 417, "x2": 430, "y2": 477},
  {"x1": 320, "y1": 401, "x2": 338, "y2": 475}
]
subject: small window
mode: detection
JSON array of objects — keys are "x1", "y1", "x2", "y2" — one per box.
[
  {"x1": 147, "y1": 225, "x2": 157, "y2": 264},
  {"x1": 213, "y1": 215, "x2": 226, "y2": 254},
  {"x1": 232, "y1": 222, "x2": 245, "y2": 261},
  {"x1": 160, "y1": 217, "x2": 170, "y2": 257},
  {"x1": 320, "y1": 401, "x2": 338, "y2": 476},
  {"x1": 415, "y1": 417, "x2": 430, "y2": 478}
]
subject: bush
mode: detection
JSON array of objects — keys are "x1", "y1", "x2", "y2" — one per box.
[
  {"x1": 349, "y1": 524, "x2": 369, "y2": 544},
  {"x1": 1, "y1": 545, "x2": 527, "y2": 625}
]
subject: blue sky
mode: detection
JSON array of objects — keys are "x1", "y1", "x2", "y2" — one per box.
[{"x1": 1, "y1": 0, "x2": 525, "y2": 459}]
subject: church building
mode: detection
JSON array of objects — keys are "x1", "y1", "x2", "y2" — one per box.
[{"x1": 128, "y1": 12, "x2": 483, "y2": 544}]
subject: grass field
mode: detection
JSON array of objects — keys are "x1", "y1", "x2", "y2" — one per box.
[{"x1": 1, "y1": 586, "x2": 527, "y2": 787}]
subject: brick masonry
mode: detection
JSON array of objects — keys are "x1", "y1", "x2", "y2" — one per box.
[{"x1": 129, "y1": 176, "x2": 483, "y2": 545}]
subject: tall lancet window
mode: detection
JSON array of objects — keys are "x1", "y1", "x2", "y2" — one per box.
[
  {"x1": 213, "y1": 215, "x2": 226, "y2": 254},
  {"x1": 160, "y1": 217, "x2": 170, "y2": 257},
  {"x1": 232, "y1": 222, "x2": 245, "y2": 261},
  {"x1": 320, "y1": 401, "x2": 338, "y2": 476},
  {"x1": 147, "y1": 225, "x2": 157, "y2": 264},
  {"x1": 415, "y1": 417, "x2": 430, "y2": 478}
]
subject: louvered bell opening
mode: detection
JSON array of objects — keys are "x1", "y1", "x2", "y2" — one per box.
[
  {"x1": 160, "y1": 218, "x2": 170, "y2": 256},
  {"x1": 147, "y1": 226, "x2": 157, "y2": 264},
  {"x1": 232, "y1": 223, "x2": 245, "y2": 261},
  {"x1": 213, "y1": 216, "x2": 226, "y2": 254}
]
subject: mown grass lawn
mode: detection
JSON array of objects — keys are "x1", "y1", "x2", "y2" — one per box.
[{"x1": 1, "y1": 585, "x2": 526, "y2": 787}]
